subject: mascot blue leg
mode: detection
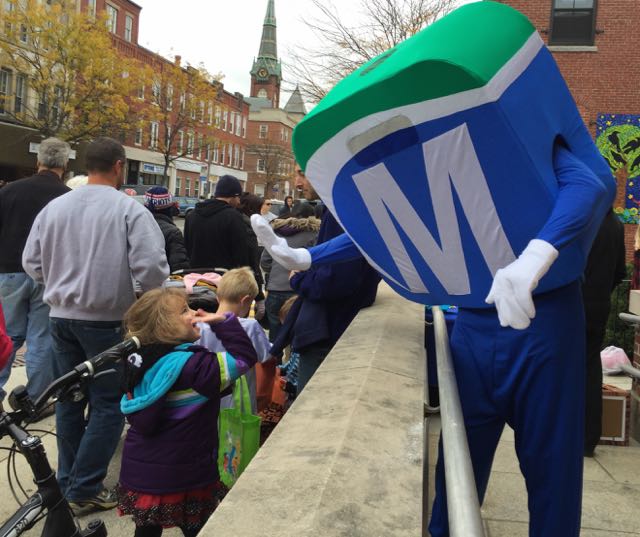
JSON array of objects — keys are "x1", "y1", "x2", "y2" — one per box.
[{"x1": 429, "y1": 281, "x2": 585, "y2": 537}]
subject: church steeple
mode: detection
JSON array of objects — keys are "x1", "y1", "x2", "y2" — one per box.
[
  {"x1": 250, "y1": 0, "x2": 282, "y2": 108},
  {"x1": 258, "y1": 0, "x2": 277, "y2": 61}
]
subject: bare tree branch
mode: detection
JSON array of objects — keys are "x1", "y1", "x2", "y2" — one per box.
[{"x1": 284, "y1": 0, "x2": 457, "y2": 103}]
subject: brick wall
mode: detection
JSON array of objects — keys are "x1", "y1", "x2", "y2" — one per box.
[{"x1": 498, "y1": 1, "x2": 640, "y2": 129}]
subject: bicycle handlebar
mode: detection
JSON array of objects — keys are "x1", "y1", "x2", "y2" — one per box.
[{"x1": 8, "y1": 337, "x2": 140, "y2": 423}]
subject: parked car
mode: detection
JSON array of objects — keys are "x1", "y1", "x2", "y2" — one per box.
[{"x1": 175, "y1": 196, "x2": 199, "y2": 217}]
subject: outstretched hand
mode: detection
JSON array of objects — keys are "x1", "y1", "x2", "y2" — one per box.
[
  {"x1": 193, "y1": 309, "x2": 226, "y2": 325},
  {"x1": 485, "y1": 239, "x2": 558, "y2": 330},
  {"x1": 250, "y1": 214, "x2": 312, "y2": 270}
]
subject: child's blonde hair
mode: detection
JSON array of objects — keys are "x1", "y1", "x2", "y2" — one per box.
[
  {"x1": 216, "y1": 267, "x2": 258, "y2": 303},
  {"x1": 279, "y1": 295, "x2": 298, "y2": 324},
  {"x1": 124, "y1": 288, "x2": 191, "y2": 345}
]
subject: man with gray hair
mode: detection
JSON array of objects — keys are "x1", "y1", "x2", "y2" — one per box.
[
  {"x1": 23, "y1": 136, "x2": 169, "y2": 512},
  {"x1": 0, "y1": 137, "x2": 71, "y2": 401}
]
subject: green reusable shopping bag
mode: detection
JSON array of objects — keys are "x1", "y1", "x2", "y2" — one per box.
[{"x1": 217, "y1": 376, "x2": 261, "y2": 488}]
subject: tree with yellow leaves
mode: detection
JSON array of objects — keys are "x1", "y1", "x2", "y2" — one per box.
[
  {"x1": 0, "y1": 0, "x2": 141, "y2": 142},
  {"x1": 137, "y1": 58, "x2": 226, "y2": 184}
]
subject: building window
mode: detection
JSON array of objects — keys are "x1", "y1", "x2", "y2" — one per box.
[
  {"x1": 51, "y1": 86, "x2": 62, "y2": 124},
  {"x1": 0, "y1": 68, "x2": 11, "y2": 114},
  {"x1": 194, "y1": 177, "x2": 200, "y2": 196},
  {"x1": 150, "y1": 121, "x2": 159, "y2": 149},
  {"x1": 190, "y1": 95, "x2": 196, "y2": 119},
  {"x1": 242, "y1": 116, "x2": 247, "y2": 137},
  {"x1": 215, "y1": 106, "x2": 221, "y2": 128},
  {"x1": 221, "y1": 144, "x2": 226, "y2": 164},
  {"x1": 178, "y1": 130, "x2": 184, "y2": 153},
  {"x1": 227, "y1": 144, "x2": 232, "y2": 165},
  {"x1": 196, "y1": 134, "x2": 203, "y2": 159},
  {"x1": 233, "y1": 145, "x2": 239, "y2": 168},
  {"x1": 135, "y1": 127, "x2": 143, "y2": 146},
  {"x1": 206, "y1": 143, "x2": 211, "y2": 161},
  {"x1": 14, "y1": 73, "x2": 25, "y2": 113},
  {"x1": 87, "y1": 0, "x2": 96, "y2": 17},
  {"x1": 258, "y1": 88, "x2": 267, "y2": 99},
  {"x1": 240, "y1": 149, "x2": 245, "y2": 169},
  {"x1": 187, "y1": 132, "x2": 194, "y2": 157},
  {"x1": 124, "y1": 14, "x2": 133, "y2": 42},
  {"x1": 166, "y1": 84, "x2": 173, "y2": 110},
  {"x1": 37, "y1": 92, "x2": 46, "y2": 120},
  {"x1": 235, "y1": 115, "x2": 242, "y2": 136},
  {"x1": 254, "y1": 184, "x2": 265, "y2": 196},
  {"x1": 257, "y1": 159, "x2": 266, "y2": 173},
  {"x1": 229, "y1": 111, "x2": 235, "y2": 133},
  {"x1": 207, "y1": 101, "x2": 213, "y2": 125},
  {"x1": 199, "y1": 101, "x2": 205, "y2": 122},
  {"x1": 550, "y1": 0, "x2": 597, "y2": 46},
  {"x1": 137, "y1": 84, "x2": 144, "y2": 100},
  {"x1": 179, "y1": 92, "x2": 186, "y2": 113},
  {"x1": 284, "y1": 129, "x2": 289, "y2": 142},
  {"x1": 185, "y1": 178, "x2": 191, "y2": 196},
  {"x1": 175, "y1": 177, "x2": 181, "y2": 196},
  {"x1": 106, "y1": 4, "x2": 118, "y2": 34},
  {"x1": 213, "y1": 141, "x2": 219, "y2": 163},
  {"x1": 222, "y1": 110, "x2": 228, "y2": 130},
  {"x1": 151, "y1": 79, "x2": 160, "y2": 103},
  {"x1": 259, "y1": 124, "x2": 268, "y2": 139}
]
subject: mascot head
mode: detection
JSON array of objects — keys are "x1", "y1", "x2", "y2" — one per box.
[{"x1": 293, "y1": 1, "x2": 612, "y2": 308}]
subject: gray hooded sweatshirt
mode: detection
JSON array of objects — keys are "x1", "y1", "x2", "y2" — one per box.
[{"x1": 23, "y1": 185, "x2": 169, "y2": 321}]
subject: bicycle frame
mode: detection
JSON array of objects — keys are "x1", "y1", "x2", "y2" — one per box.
[{"x1": 0, "y1": 337, "x2": 138, "y2": 537}]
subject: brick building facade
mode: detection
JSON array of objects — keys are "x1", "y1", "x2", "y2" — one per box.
[
  {"x1": 499, "y1": 0, "x2": 640, "y2": 260},
  {"x1": 96, "y1": 0, "x2": 250, "y2": 197},
  {"x1": 0, "y1": 0, "x2": 249, "y2": 196}
]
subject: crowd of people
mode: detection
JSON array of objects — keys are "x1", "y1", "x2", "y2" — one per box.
[{"x1": 0, "y1": 135, "x2": 379, "y2": 535}]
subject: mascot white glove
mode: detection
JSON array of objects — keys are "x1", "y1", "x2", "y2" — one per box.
[
  {"x1": 250, "y1": 214, "x2": 312, "y2": 270},
  {"x1": 485, "y1": 239, "x2": 558, "y2": 330}
]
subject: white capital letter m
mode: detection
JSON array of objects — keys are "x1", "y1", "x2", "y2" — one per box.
[{"x1": 352, "y1": 123, "x2": 515, "y2": 295}]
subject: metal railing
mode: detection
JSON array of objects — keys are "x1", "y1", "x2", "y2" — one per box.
[{"x1": 423, "y1": 308, "x2": 485, "y2": 537}]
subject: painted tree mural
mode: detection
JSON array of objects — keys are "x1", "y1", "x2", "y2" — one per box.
[{"x1": 596, "y1": 114, "x2": 640, "y2": 224}]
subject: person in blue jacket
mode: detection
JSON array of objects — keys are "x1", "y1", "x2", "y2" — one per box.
[
  {"x1": 253, "y1": 142, "x2": 614, "y2": 537},
  {"x1": 268, "y1": 166, "x2": 380, "y2": 395}
]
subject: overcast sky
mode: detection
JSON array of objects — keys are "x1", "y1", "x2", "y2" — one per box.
[{"x1": 136, "y1": 0, "x2": 477, "y2": 102}]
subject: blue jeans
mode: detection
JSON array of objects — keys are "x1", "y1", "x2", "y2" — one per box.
[
  {"x1": 265, "y1": 291, "x2": 295, "y2": 343},
  {"x1": 297, "y1": 342, "x2": 333, "y2": 396},
  {"x1": 0, "y1": 272, "x2": 54, "y2": 401},
  {"x1": 50, "y1": 317, "x2": 124, "y2": 501}
]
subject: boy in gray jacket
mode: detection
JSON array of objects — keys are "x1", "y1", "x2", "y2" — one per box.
[{"x1": 23, "y1": 137, "x2": 169, "y2": 512}]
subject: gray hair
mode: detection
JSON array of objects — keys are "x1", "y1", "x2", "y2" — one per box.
[{"x1": 37, "y1": 138, "x2": 71, "y2": 169}]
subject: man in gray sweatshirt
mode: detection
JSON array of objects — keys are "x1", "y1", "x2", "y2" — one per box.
[{"x1": 23, "y1": 137, "x2": 169, "y2": 511}]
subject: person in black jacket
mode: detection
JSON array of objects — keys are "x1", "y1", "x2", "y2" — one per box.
[
  {"x1": 184, "y1": 175, "x2": 264, "y2": 303},
  {"x1": 582, "y1": 208, "x2": 626, "y2": 456},
  {"x1": 0, "y1": 137, "x2": 71, "y2": 401},
  {"x1": 144, "y1": 187, "x2": 189, "y2": 273}
]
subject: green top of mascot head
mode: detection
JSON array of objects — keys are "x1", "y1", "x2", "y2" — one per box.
[{"x1": 292, "y1": 1, "x2": 536, "y2": 170}]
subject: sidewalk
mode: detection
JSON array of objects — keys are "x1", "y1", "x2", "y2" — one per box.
[{"x1": 1, "y1": 363, "x2": 639, "y2": 536}]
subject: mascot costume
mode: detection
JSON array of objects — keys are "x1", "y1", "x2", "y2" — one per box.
[{"x1": 252, "y1": 2, "x2": 615, "y2": 536}]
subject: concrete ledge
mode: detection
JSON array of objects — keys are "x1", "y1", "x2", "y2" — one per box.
[{"x1": 202, "y1": 283, "x2": 425, "y2": 536}]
